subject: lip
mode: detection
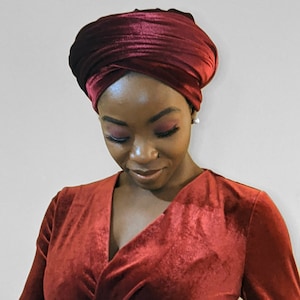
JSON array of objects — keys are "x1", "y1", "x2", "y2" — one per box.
[{"x1": 130, "y1": 168, "x2": 163, "y2": 183}]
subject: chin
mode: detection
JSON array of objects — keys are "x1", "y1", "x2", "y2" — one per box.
[{"x1": 133, "y1": 179, "x2": 165, "y2": 191}]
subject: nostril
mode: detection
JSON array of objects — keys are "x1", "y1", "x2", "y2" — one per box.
[{"x1": 130, "y1": 144, "x2": 158, "y2": 163}]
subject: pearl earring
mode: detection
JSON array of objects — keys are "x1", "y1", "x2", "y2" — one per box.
[{"x1": 192, "y1": 118, "x2": 200, "y2": 124}]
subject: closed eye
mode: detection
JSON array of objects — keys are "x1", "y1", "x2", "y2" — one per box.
[
  {"x1": 105, "y1": 135, "x2": 130, "y2": 144},
  {"x1": 155, "y1": 126, "x2": 179, "y2": 138}
]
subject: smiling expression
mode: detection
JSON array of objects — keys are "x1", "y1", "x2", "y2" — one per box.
[{"x1": 97, "y1": 72, "x2": 198, "y2": 191}]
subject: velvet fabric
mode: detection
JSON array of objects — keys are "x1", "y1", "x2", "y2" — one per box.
[
  {"x1": 68, "y1": 9, "x2": 218, "y2": 112},
  {"x1": 20, "y1": 170, "x2": 300, "y2": 299}
]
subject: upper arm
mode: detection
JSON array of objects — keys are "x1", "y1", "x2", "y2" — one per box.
[
  {"x1": 241, "y1": 191, "x2": 300, "y2": 299},
  {"x1": 19, "y1": 193, "x2": 59, "y2": 300}
]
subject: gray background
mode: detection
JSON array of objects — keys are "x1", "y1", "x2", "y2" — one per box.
[{"x1": 1, "y1": 1, "x2": 299, "y2": 298}]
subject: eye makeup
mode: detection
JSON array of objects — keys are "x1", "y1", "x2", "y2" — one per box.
[
  {"x1": 105, "y1": 135, "x2": 129, "y2": 143},
  {"x1": 154, "y1": 122, "x2": 179, "y2": 138},
  {"x1": 104, "y1": 126, "x2": 130, "y2": 144},
  {"x1": 104, "y1": 120, "x2": 180, "y2": 144}
]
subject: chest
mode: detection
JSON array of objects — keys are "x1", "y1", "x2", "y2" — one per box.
[
  {"x1": 44, "y1": 186, "x2": 247, "y2": 299},
  {"x1": 98, "y1": 198, "x2": 246, "y2": 299},
  {"x1": 109, "y1": 189, "x2": 170, "y2": 259}
]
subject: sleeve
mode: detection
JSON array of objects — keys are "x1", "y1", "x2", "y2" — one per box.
[
  {"x1": 241, "y1": 191, "x2": 300, "y2": 299},
  {"x1": 19, "y1": 192, "x2": 60, "y2": 300}
]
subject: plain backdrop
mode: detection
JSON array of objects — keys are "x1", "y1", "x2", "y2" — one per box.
[{"x1": 1, "y1": 1, "x2": 299, "y2": 298}]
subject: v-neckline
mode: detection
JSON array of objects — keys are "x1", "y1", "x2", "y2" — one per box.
[{"x1": 105, "y1": 169, "x2": 208, "y2": 263}]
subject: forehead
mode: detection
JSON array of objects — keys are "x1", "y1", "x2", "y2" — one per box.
[{"x1": 97, "y1": 72, "x2": 188, "y2": 115}]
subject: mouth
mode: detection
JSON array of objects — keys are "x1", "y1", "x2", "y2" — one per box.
[{"x1": 129, "y1": 168, "x2": 163, "y2": 183}]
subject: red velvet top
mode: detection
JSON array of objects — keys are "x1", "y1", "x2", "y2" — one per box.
[{"x1": 20, "y1": 170, "x2": 300, "y2": 299}]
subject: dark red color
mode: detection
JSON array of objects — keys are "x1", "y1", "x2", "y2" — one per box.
[
  {"x1": 20, "y1": 170, "x2": 300, "y2": 299},
  {"x1": 69, "y1": 9, "x2": 218, "y2": 113}
]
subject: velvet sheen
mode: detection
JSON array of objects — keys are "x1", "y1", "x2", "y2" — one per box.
[
  {"x1": 20, "y1": 170, "x2": 300, "y2": 299},
  {"x1": 68, "y1": 9, "x2": 218, "y2": 112}
]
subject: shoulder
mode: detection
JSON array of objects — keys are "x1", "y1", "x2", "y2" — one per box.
[
  {"x1": 207, "y1": 171, "x2": 280, "y2": 219},
  {"x1": 57, "y1": 172, "x2": 119, "y2": 203},
  {"x1": 206, "y1": 170, "x2": 261, "y2": 197},
  {"x1": 197, "y1": 170, "x2": 280, "y2": 230},
  {"x1": 201, "y1": 169, "x2": 265, "y2": 208},
  {"x1": 44, "y1": 173, "x2": 119, "y2": 223}
]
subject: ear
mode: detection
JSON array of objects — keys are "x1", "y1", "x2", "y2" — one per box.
[{"x1": 191, "y1": 109, "x2": 197, "y2": 120}]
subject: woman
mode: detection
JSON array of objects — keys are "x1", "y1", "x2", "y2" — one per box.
[{"x1": 20, "y1": 8, "x2": 300, "y2": 299}]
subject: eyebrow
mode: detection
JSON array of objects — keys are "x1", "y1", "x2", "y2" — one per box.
[
  {"x1": 148, "y1": 107, "x2": 181, "y2": 123},
  {"x1": 101, "y1": 116, "x2": 127, "y2": 126},
  {"x1": 101, "y1": 106, "x2": 180, "y2": 126}
]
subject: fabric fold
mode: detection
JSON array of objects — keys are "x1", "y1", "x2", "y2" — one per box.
[{"x1": 69, "y1": 9, "x2": 218, "y2": 112}]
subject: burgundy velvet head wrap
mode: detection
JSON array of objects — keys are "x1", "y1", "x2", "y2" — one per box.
[{"x1": 69, "y1": 9, "x2": 218, "y2": 112}]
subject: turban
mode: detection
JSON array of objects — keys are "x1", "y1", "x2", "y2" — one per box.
[{"x1": 69, "y1": 9, "x2": 218, "y2": 112}]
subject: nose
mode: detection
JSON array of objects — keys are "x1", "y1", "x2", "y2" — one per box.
[{"x1": 129, "y1": 137, "x2": 158, "y2": 164}]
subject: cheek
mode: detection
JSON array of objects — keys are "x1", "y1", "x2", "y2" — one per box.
[
  {"x1": 159, "y1": 128, "x2": 191, "y2": 159},
  {"x1": 100, "y1": 125, "x2": 127, "y2": 162},
  {"x1": 170, "y1": 140, "x2": 189, "y2": 157},
  {"x1": 104, "y1": 141, "x2": 129, "y2": 165}
]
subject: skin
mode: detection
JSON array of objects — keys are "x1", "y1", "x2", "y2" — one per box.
[{"x1": 97, "y1": 72, "x2": 203, "y2": 258}]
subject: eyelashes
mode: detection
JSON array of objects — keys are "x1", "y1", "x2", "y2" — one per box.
[
  {"x1": 105, "y1": 126, "x2": 179, "y2": 144},
  {"x1": 155, "y1": 125, "x2": 179, "y2": 138},
  {"x1": 105, "y1": 135, "x2": 129, "y2": 144}
]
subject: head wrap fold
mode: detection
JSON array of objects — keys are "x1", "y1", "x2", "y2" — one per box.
[{"x1": 69, "y1": 9, "x2": 218, "y2": 112}]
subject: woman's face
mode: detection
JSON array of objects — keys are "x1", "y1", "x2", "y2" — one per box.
[{"x1": 98, "y1": 72, "x2": 196, "y2": 191}]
